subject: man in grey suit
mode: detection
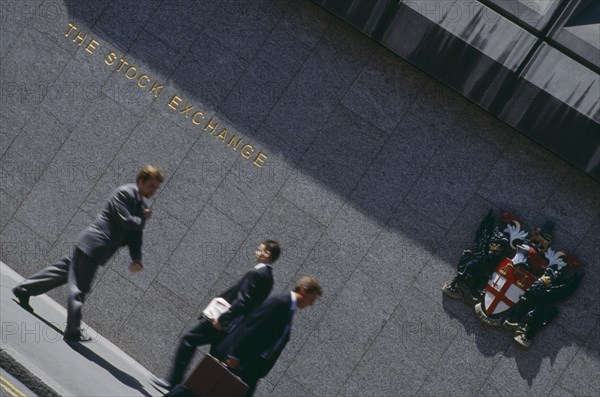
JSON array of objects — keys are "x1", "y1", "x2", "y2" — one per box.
[{"x1": 12, "y1": 165, "x2": 164, "y2": 342}]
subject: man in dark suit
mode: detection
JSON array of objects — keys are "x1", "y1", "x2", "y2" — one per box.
[
  {"x1": 12, "y1": 165, "x2": 164, "y2": 342},
  {"x1": 154, "y1": 240, "x2": 281, "y2": 391},
  {"x1": 222, "y1": 276, "x2": 322, "y2": 397}
]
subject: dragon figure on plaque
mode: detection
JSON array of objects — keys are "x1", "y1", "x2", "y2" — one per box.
[{"x1": 442, "y1": 209, "x2": 584, "y2": 349}]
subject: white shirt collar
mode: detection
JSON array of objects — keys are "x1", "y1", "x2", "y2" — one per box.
[
  {"x1": 254, "y1": 263, "x2": 272, "y2": 270},
  {"x1": 290, "y1": 291, "x2": 297, "y2": 312}
]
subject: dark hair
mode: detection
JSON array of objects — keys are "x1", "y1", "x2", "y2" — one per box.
[
  {"x1": 293, "y1": 276, "x2": 323, "y2": 296},
  {"x1": 136, "y1": 165, "x2": 164, "y2": 183},
  {"x1": 262, "y1": 240, "x2": 281, "y2": 262}
]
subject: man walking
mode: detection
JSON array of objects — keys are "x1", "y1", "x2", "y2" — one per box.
[
  {"x1": 154, "y1": 240, "x2": 281, "y2": 391},
  {"x1": 12, "y1": 165, "x2": 164, "y2": 342},
  {"x1": 165, "y1": 276, "x2": 322, "y2": 397},
  {"x1": 220, "y1": 276, "x2": 322, "y2": 396}
]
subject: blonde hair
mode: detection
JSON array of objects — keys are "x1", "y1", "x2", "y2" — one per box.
[
  {"x1": 136, "y1": 165, "x2": 164, "y2": 183},
  {"x1": 293, "y1": 276, "x2": 323, "y2": 296}
]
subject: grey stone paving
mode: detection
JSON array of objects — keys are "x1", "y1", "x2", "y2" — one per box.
[
  {"x1": 0, "y1": 262, "x2": 161, "y2": 396},
  {"x1": 0, "y1": 1, "x2": 598, "y2": 396}
]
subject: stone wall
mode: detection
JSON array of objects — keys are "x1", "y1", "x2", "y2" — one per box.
[{"x1": 1, "y1": 1, "x2": 598, "y2": 395}]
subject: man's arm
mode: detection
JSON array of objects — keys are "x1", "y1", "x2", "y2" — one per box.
[
  {"x1": 226, "y1": 300, "x2": 288, "y2": 365},
  {"x1": 127, "y1": 231, "x2": 143, "y2": 265},
  {"x1": 218, "y1": 271, "x2": 266, "y2": 330},
  {"x1": 110, "y1": 188, "x2": 146, "y2": 231}
]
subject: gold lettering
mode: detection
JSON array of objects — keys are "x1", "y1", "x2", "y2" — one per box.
[
  {"x1": 227, "y1": 135, "x2": 242, "y2": 150},
  {"x1": 85, "y1": 39, "x2": 99, "y2": 54},
  {"x1": 137, "y1": 74, "x2": 150, "y2": 88},
  {"x1": 215, "y1": 128, "x2": 228, "y2": 142},
  {"x1": 168, "y1": 95, "x2": 182, "y2": 110},
  {"x1": 253, "y1": 151, "x2": 268, "y2": 168},
  {"x1": 105, "y1": 51, "x2": 117, "y2": 66},
  {"x1": 72, "y1": 30, "x2": 88, "y2": 46},
  {"x1": 240, "y1": 144, "x2": 254, "y2": 159},
  {"x1": 65, "y1": 23, "x2": 77, "y2": 38},
  {"x1": 125, "y1": 66, "x2": 138, "y2": 80},
  {"x1": 204, "y1": 118, "x2": 219, "y2": 135},
  {"x1": 192, "y1": 111, "x2": 205, "y2": 125},
  {"x1": 149, "y1": 82, "x2": 164, "y2": 97},
  {"x1": 179, "y1": 105, "x2": 194, "y2": 118},
  {"x1": 116, "y1": 58, "x2": 129, "y2": 71}
]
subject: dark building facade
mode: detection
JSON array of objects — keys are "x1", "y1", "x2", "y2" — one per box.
[{"x1": 313, "y1": 0, "x2": 600, "y2": 180}]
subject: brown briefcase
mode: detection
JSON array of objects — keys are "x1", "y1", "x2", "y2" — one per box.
[{"x1": 184, "y1": 354, "x2": 248, "y2": 397}]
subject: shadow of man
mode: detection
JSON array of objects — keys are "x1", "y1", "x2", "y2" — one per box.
[{"x1": 66, "y1": 342, "x2": 154, "y2": 397}]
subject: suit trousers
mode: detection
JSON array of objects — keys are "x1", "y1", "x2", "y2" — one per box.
[
  {"x1": 15, "y1": 247, "x2": 99, "y2": 335},
  {"x1": 169, "y1": 317, "x2": 226, "y2": 386},
  {"x1": 236, "y1": 364, "x2": 264, "y2": 397}
]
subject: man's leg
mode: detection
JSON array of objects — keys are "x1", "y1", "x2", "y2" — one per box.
[
  {"x1": 13, "y1": 255, "x2": 72, "y2": 311},
  {"x1": 242, "y1": 378, "x2": 259, "y2": 397},
  {"x1": 65, "y1": 248, "x2": 98, "y2": 338},
  {"x1": 237, "y1": 368, "x2": 261, "y2": 397},
  {"x1": 168, "y1": 318, "x2": 223, "y2": 386}
]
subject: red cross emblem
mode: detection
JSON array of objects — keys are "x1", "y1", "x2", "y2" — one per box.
[{"x1": 483, "y1": 258, "x2": 537, "y2": 315}]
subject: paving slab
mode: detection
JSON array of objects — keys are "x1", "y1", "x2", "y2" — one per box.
[{"x1": 0, "y1": 262, "x2": 162, "y2": 397}]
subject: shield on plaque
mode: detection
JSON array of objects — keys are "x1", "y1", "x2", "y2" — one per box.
[
  {"x1": 483, "y1": 258, "x2": 537, "y2": 315},
  {"x1": 444, "y1": 208, "x2": 585, "y2": 348}
]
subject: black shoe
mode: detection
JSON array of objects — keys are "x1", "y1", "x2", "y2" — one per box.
[
  {"x1": 13, "y1": 287, "x2": 34, "y2": 313},
  {"x1": 64, "y1": 332, "x2": 93, "y2": 343},
  {"x1": 151, "y1": 375, "x2": 173, "y2": 392}
]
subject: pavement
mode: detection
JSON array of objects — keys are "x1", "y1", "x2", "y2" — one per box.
[{"x1": 0, "y1": 261, "x2": 163, "y2": 397}]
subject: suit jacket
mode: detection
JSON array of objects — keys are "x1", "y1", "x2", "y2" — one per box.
[
  {"x1": 215, "y1": 265, "x2": 273, "y2": 331},
  {"x1": 77, "y1": 183, "x2": 146, "y2": 265},
  {"x1": 219, "y1": 293, "x2": 293, "y2": 378}
]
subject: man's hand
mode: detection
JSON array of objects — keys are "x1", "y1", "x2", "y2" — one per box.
[
  {"x1": 212, "y1": 319, "x2": 223, "y2": 331},
  {"x1": 225, "y1": 358, "x2": 240, "y2": 369},
  {"x1": 129, "y1": 260, "x2": 144, "y2": 273},
  {"x1": 143, "y1": 208, "x2": 153, "y2": 220}
]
